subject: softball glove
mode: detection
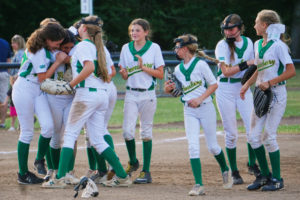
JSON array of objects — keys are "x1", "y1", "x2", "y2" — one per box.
[
  {"x1": 253, "y1": 86, "x2": 273, "y2": 118},
  {"x1": 40, "y1": 78, "x2": 75, "y2": 95}
]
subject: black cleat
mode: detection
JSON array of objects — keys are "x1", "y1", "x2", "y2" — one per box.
[
  {"x1": 262, "y1": 178, "x2": 284, "y2": 191},
  {"x1": 18, "y1": 171, "x2": 44, "y2": 184},
  {"x1": 34, "y1": 159, "x2": 47, "y2": 175},
  {"x1": 247, "y1": 174, "x2": 271, "y2": 190},
  {"x1": 247, "y1": 163, "x2": 261, "y2": 177},
  {"x1": 232, "y1": 170, "x2": 244, "y2": 185},
  {"x1": 125, "y1": 159, "x2": 139, "y2": 176},
  {"x1": 134, "y1": 171, "x2": 152, "y2": 184}
]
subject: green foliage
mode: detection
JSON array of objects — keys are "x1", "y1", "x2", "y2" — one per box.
[{"x1": 0, "y1": 0, "x2": 297, "y2": 50}]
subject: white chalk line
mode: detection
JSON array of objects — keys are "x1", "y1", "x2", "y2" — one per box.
[{"x1": 0, "y1": 131, "x2": 226, "y2": 155}]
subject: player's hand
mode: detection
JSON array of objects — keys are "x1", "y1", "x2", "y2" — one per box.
[
  {"x1": 187, "y1": 97, "x2": 203, "y2": 108},
  {"x1": 135, "y1": 55, "x2": 144, "y2": 70},
  {"x1": 240, "y1": 84, "x2": 249, "y2": 100},
  {"x1": 56, "y1": 52, "x2": 68, "y2": 63},
  {"x1": 119, "y1": 65, "x2": 128, "y2": 80},
  {"x1": 63, "y1": 55, "x2": 71, "y2": 64},
  {"x1": 259, "y1": 81, "x2": 270, "y2": 91},
  {"x1": 164, "y1": 80, "x2": 175, "y2": 93},
  {"x1": 246, "y1": 59, "x2": 255, "y2": 66}
]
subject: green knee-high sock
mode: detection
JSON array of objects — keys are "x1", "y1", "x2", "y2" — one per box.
[
  {"x1": 125, "y1": 139, "x2": 137, "y2": 164},
  {"x1": 253, "y1": 145, "x2": 270, "y2": 176},
  {"x1": 91, "y1": 147, "x2": 107, "y2": 173},
  {"x1": 226, "y1": 147, "x2": 238, "y2": 172},
  {"x1": 247, "y1": 143, "x2": 257, "y2": 166},
  {"x1": 36, "y1": 135, "x2": 51, "y2": 160},
  {"x1": 104, "y1": 135, "x2": 115, "y2": 150},
  {"x1": 45, "y1": 146, "x2": 53, "y2": 170},
  {"x1": 142, "y1": 140, "x2": 152, "y2": 172},
  {"x1": 56, "y1": 147, "x2": 73, "y2": 179},
  {"x1": 214, "y1": 150, "x2": 229, "y2": 173},
  {"x1": 101, "y1": 147, "x2": 127, "y2": 178},
  {"x1": 50, "y1": 147, "x2": 61, "y2": 170},
  {"x1": 68, "y1": 154, "x2": 75, "y2": 172},
  {"x1": 269, "y1": 150, "x2": 281, "y2": 180},
  {"x1": 87, "y1": 147, "x2": 97, "y2": 170},
  {"x1": 18, "y1": 141, "x2": 30, "y2": 175},
  {"x1": 190, "y1": 158, "x2": 203, "y2": 185}
]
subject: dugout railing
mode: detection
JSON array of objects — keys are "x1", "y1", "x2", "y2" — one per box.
[{"x1": 1, "y1": 50, "x2": 300, "y2": 98}]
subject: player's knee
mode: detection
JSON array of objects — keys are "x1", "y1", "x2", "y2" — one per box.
[
  {"x1": 264, "y1": 138, "x2": 279, "y2": 152},
  {"x1": 188, "y1": 145, "x2": 199, "y2": 158},
  {"x1": 208, "y1": 145, "x2": 221, "y2": 155},
  {"x1": 248, "y1": 135, "x2": 261, "y2": 149}
]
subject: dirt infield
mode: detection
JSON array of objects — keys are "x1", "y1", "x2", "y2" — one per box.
[{"x1": 0, "y1": 128, "x2": 299, "y2": 200}]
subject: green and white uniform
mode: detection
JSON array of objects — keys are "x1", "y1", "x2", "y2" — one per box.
[{"x1": 12, "y1": 48, "x2": 54, "y2": 175}]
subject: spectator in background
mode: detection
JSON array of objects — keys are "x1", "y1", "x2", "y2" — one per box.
[
  {"x1": 9, "y1": 34, "x2": 26, "y2": 76},
  {"x1": 0, "y1": 37, "x2": 12, "y2": 128}
]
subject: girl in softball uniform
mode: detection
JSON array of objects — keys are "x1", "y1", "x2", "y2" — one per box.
[
  {"x1": 85, "y1": 46, "x2": 118, "y2": 183},
  {"x1": 165, "y1": 34, "x2": 232, "y2": 196},
  {"x1": 119, "y1": 18, "x2": 164, "y2": 184},
  {"x1": 44, "y1": 30, "x2": 78, "y2": 183},
  {"x1": 12, "y1": 23, "x2": 67, "y2": 184},
  {"x1": 240, "y1": 9, "x2": 296, "y2": 191},
  {"x1": 42, "y1": 15, "x2": 131, "y2": 188},
  {"x1": 215, "y1": 14, "x2": 259, "y2": 184}
]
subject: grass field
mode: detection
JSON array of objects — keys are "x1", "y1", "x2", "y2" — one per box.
[{"x1": 3, "y1": 69, "x2": 299, "y2": 134}]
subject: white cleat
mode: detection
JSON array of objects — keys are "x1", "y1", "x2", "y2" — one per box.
[
  {"x1": 188, "y1": 184, "x2": 205, "y2": 196},
  {"x1": 222, "y1": 170, "x2": 233, "y2": 189},
  {"x1": 42, "y1": 177, "x2": 67, "y2": 189},
  {"x1": 103, "y1": 175, "x2": 132, "y2": 187},
  {"x1": 65, "y1": 172, "x2": 80, "y2": 185}
]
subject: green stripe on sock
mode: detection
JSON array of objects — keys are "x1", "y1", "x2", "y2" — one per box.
[
  {"x1": 269, "y1": 150, "x2": 281, "y2": 180},
  {"x1": 101, "y1": 147, "x2": 127, "y2": 178},
  {"x1": 190, "y1": 158, "x2": 203, "y2": 185},
  {"x1": 45, "y1": 146, "x2": 53, "y2": 170},
  {"x1": 56, "y1": 147, "x2": 73, "y2": 179},
  {"x1": 142, "y1": 140, "x2": 152, "y2": 172},
  {"x1": 87, "y1": 147, "x2": 97, "y2": 170},
  {"x1": 125, "y1": 139, "x2": 137, "y2": 165},
  {"x1": 104, "y1": 135, "x2": 115, "y2": 150},
  {"x1": 253, "y1": 145, "x2": 270, "y2": 176},
  {"x1": 247, "y1": 143, "x2": 257, "y2": 166},
  {"x1": 92, "y1": 147, "x2": 107, "y2": 173},
  {"x1": 36, "y1": 135, "x2": 51, "y2": 160},
  {"x1": 226, "y1": 147, "x2": 238, "y2": 171},
  {"x1": 214, "y1": 150, "x2": 229, "y2": 173},
  {"x1": 18, "y1": 141, "x2": 29, "y2": 176},
  {"x1": 50, "y1": 147, "x2": 61, "y2": 170}
]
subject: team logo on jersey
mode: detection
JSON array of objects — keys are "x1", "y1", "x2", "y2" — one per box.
[
  {"x1": 39, "y1": 65, "x2": 46, "y2": 69},
  {"x1": 257, "y1": 59, "x2": 275, "y2": 71},
  {"x1": 127, "y1": 63, "x2": 153, "y2": 77},
  {"x1": 182, "y1": 80, "x2": 202, "y2": 95}
]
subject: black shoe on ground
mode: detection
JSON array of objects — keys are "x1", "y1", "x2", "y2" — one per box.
[
  {"x1": 18, "y1": 171, "x2": 44, "y2": 184},
  {"x1": 125, "y1": 159, "x2": 139, "y2": 176},
  {"x1": 232, "y1": 170, "x2": 244, "y2": 185},
  {"x1": 134, "y1": 171, "x2": 152, "y2": 184},
  {"x1": 34, "y1": 159, "x2": 47, "y2": 175},
  {"x1": 262, "y1": 178, "x2": 284, "y2": 191},
  {"x1": 247, "y1": 174, "x2": 271, "y2": 190},
  {"x1": 247, "y1": 163, "x2": 261, "y2": 177}
]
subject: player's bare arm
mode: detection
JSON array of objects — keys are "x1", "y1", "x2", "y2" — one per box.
[{"x1": 69, "y1": 60, "x2": 94, "y2": 87}]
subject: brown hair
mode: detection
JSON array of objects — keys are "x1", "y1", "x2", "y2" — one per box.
[
  {"x1": 128, "y1": 18, "x2": 152, "y2": 41},
  {"x1": 222, "y1": 14, "x2": 244, "y2": 61},
  {"x1": 40, "y1": 18, "x2": 60, "y2": 27},
  {"x1": 175, "y1": 34, "x2": 219, "y2": 64},
  {"x1": 82, "y1": 15, "x2": 109, "y2": 82},
  {"x1": 11, "y1": 34, "x2": 26, "y2": 51},
  {"x1": 26, "y1": 23, "x2": 66, "y2": 53},
  {"x1": 257, "y1": 9, "x2": 290, "y2": 44}
]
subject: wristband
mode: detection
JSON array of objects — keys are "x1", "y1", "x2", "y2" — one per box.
[{"x1": 238, "y1": 61, "x2": 249, "y2": 71}]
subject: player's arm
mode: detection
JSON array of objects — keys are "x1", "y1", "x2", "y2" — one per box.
[
  {"x1": 240, "y1": 70, "x2": 258, "y2": 99},
  {"x1": 110, "y1": 65, "x2": 117, "y2": 78},
  {"x1": 135, "y1": 55, "x2": 164, "y2": 80},
  {"x1": 119, "y1": 65, "x2": 128, "y2": 80},
  {"x1": 37, "y1": 52, "x2": 67, "y2": 82},
  {"x1": 187, "y1": 83, "x2": 218, "y2": 108},
  {"x1": 69, "y1": 60, "x2": 94, "y2": 87},
  {"x1": 219, "y1": 59, "x2": 254, "y2": 77},
  {"x1": 164, "y1": 80, "x2": 175, "y2": 94}
]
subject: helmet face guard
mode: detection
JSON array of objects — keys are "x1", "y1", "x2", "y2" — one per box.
[
  {"x1": 75, "y1": 17, "x2": 103, "y2": 29},
  {"x1": 173, "y1": 35, "x2": 197, "y2": 49},
  {"x1": 220, "y1": 14, "x2": 243, "y2": 32}
]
